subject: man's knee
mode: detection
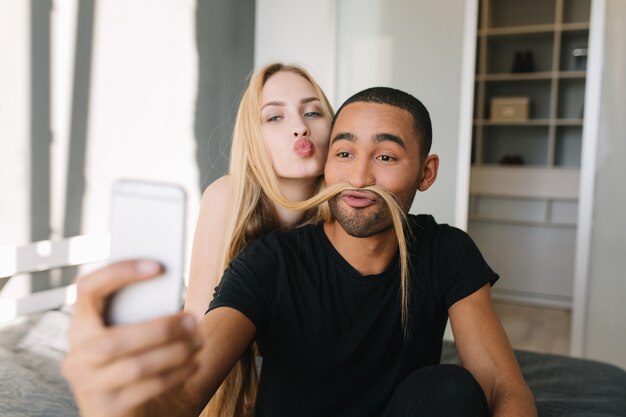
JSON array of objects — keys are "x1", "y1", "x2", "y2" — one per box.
[
  {"x1": 384, "y1": 365, "x2": 490, "y2": 417},
  {"x1": 421, "y1": 364, "x2": 484, "y2": 396}
]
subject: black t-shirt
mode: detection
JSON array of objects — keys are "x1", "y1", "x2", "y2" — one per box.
[{"x1": 208, "y1": 214, "x2": 498, "y2": 417}]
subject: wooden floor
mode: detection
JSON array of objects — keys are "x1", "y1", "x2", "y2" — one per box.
[{"x1": 493, "y1": 301, "x2": 571, "y2": 356}]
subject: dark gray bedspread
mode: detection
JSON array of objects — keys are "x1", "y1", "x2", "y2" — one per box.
[
  {"x1": 1, "y1": 311, "x2": 625, "y2": 416},
  {"x1": 442, "y1": 341, "x2": 626, "y2": 417},
  {"x1": 0, "y1": 311, "x2": 78, "y2": 417}
]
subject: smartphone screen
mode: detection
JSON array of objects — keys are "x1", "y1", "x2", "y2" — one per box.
[{"x1": 106, "y1": 179, "x2": 187, "y2": 325}]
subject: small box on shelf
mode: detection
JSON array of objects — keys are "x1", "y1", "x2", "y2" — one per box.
[{"x1": 490, "y1": 97, "x2": 530, "y2": 122}]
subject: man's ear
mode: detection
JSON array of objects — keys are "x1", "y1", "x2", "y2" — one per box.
[{"x1": 418, "y1": 154, "x2": 439, "y2": 191}]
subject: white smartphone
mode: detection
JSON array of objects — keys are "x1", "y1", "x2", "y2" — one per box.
[{"x1": 106, "y1": 179, "x2": 187, "y2": 325}]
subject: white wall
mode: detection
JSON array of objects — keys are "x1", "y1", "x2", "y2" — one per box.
[
  {"x1": 336, "y1": 0, "x2": 472, "y2": 226},
  {"x1": 583, "y1": 0, "x2": 626, "y2": 369},
  {"x1": 1, "y1": 1, "x2": 255, "y2": 293},
  {"x1": 256, "y1": 0, "x2": 474, "y2": 227},
  {"x1": 0, "y1": 1, "x2": 32, "y2": 298},
  {"x1": 82, "y1": 1, "x2": 200, "y2": 246},
  {"x1": 254, "y1": 0, "x2": 337, "y2": 105},
  {"x1": 0, "y1": 1, "x2": 30, "y2": 247}
]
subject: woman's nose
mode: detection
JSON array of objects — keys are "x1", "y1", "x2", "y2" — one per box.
[{"x1": 293, "y1": 118, "x2": 309, "y2": 137}]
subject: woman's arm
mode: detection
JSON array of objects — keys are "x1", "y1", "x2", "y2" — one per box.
[
  {"x1": 184, "y1": 175, "x2": 231, "y2": 319},
  {"x1": 449, "y1": 284, "x2": 537, "y2": 417}
]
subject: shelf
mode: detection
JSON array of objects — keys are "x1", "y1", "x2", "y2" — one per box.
[
  {"x1": 477, "y1": 71, "x2": 586, "y2": 81},
  {"x1": 469, "y1": 194, "x2": 579, "y2": 226},
  {"x1": 479, "y1": 22, "x2": 589, "y2": 37},
  {"x1": 556, "y1": 119, "x2": 584, "y2": 126},
  {"x1": 479, "y1": 24, "x2": 556, "y2": 37},
  {"x1": 561, "y1": 22, "x2": 590, "y2": 32},
  {"x1": 469, "y1": 216, "x2": 576, "y2": 229},
  {"x1": 474, "y1": 119, "x2": 551, "y2": 126},
  {"x1": 470, "y1": 166, "x2": 580, "y2": 200},
  {"x1": 478, "y1": 72, "x2": 552, "y2": 81},
  {"x1": 559, "y1": 70, "x2": 586, "y2": 79},
  {"x1": 474, "y1": 119, "x2": 583, "y2": 126}
]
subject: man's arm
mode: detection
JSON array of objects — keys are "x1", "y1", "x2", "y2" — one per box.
[
  {"x1": 448, "y1": 284, "x2": 537, "y2": 417},
  {"x1": 154, "y1": 306, "x2": 257, "y2": 416},
  {"x1": 62, "y1": 260, "x2": 255, "y2": 417}
]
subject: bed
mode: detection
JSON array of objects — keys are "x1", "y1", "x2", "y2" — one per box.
[
  {"x1": 0, "y1": 308, "x2": 625, "y2": 417},
  {"x1": 441, "y1": 341, "x2": 626, "y2": 416},
  {"x1": 1, "y1": 236, "x2": 625, "y2": 416},
  {"x1": 0, "y1": 310, "x2": 78, "y2": 417}
]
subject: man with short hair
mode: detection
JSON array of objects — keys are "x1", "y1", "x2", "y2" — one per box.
[{"x1": 63, "y1": 87, "x2": 537, "y2": 417}]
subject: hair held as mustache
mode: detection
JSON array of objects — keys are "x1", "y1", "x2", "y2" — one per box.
[{"x1": 268, "y1": 182, "x2": 412, "y2": 335}]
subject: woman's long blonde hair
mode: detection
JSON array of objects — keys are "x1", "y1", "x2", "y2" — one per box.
[
  {"x1": 204, "y1": 63, "x2": 333, "y2": 417},
  {"x1": 205, "y1": 64, "x2": 413, "y2": 417}
]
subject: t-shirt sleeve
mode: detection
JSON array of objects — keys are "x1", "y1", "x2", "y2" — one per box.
[
  {"x1": 436, "y1": 225, "x2": 499, "y2": 309},
  {"x1": 207, "y1": 239, "x2": 278, "y2": 335}
]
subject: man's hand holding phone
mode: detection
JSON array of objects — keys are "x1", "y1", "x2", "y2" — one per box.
[
  {"x1": 61, "y1": 260, "x2": 203, "y2": 417},
  {"x1": 62, "y1": 180, "x2": 198, "y2": 416}
]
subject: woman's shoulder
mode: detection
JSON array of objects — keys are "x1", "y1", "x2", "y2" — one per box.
[
  {"x1": 199, "y1": 175, "x2": 231, "y2": 211},
  {"x1": 202, "y1": 175, "x2": 230, "y2": 198}
]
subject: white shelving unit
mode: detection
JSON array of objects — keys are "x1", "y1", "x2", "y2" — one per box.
[{"x1": 469, "y1": 0, "x2": 591, "y2": 308}]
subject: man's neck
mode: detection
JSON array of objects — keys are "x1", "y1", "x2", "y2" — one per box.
[{"x1": 323, "y1": 220, "x2": 399, "y2": 276}]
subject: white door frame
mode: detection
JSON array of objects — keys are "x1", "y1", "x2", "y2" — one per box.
[
  {"x1": 570, "y1": 0, "x2": 606, "y2": 357},
  {"x1": 455, "y1": 0, "x2": 479, "y2": 231}
]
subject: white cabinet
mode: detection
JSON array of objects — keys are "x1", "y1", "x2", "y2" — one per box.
[{"x1": 469, "y1": 0, "x2": 591, "y2": 308}]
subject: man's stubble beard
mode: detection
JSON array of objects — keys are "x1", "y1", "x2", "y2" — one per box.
[{"x1": 328, "y1": 195, "x2": 395, "y2": 238}]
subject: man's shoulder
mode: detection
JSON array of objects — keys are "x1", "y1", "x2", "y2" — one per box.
[{"x1": 407, "y1": 214, "x2": 473, "y2": 252}]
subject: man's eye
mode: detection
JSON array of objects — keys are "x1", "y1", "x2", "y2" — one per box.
[
  {"x1": 378, "y1": 155, "x2": 395, "y2": 162},
  {"x1": 337, "y1": 152, "x2": 351, "y2": 158}
]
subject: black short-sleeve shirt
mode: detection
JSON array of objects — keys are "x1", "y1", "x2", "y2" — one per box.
[{"x1": 209, "y1": 214, "x2": 498, "y2": 417}]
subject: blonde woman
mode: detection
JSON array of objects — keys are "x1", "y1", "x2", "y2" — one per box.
[
  {"x1": 185, "y1": 63, "x2": 334, "y2": 417},
  {"x1": 184, "y1": 62, "x2": 333, "y2": 319}
]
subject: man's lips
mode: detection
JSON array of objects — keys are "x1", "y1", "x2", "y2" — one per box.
[
  {"x1": 294, "y1": 138, "x2": 315, "y2": 157},
  {"x1": 341, "y1": 190, "x2": 378, "y2": 208}
]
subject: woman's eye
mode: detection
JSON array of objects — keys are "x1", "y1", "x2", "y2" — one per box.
[
  {"x1": 304, "y1": 111, "x2": 322, "y2": 118},
  {"x1": 267, "y1": 115, "x2": 282, "y2": 122}
]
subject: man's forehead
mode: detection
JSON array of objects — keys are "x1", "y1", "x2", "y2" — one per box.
[{"x1": 332, "y1": 102, "x2": 415, "y2": 137}]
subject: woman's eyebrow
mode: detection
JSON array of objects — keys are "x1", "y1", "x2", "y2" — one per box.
[
  {"x1": 261, "y1": 97, "x2": 320, "y2": 110},
  {"x1": 300, "y1": 97, "x2": 321, "y2": 105},
  {"x1": 261, "y1": 101, "x2": 285, "y2": 110}
]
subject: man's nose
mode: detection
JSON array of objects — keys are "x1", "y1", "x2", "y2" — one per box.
[{"x1": 349, "y1": 158, "x2": 375, "y2": 189}]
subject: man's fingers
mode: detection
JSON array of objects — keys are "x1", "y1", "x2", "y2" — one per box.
[
  {"x1": 69, "y1": 260, "x2": 163, "y2": 344},
  {"x1": 69, "y1": 313, "x2": 198, "y2": 367},
  {"x1": 64, "y1": 353, "x2": 199, "y2": 417},
  {"x1": 110, "y1": 360, "x2": 199, "y2": 415},
  {"x1": 61, "y1": 313, "x2": 202, "y2": 415},
  {"x1": 83, "y1": 336, "x2": 201, "y2": 392},
  {"x1": 76, "y1": 260, "x2": 162, "y2": 306}
]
